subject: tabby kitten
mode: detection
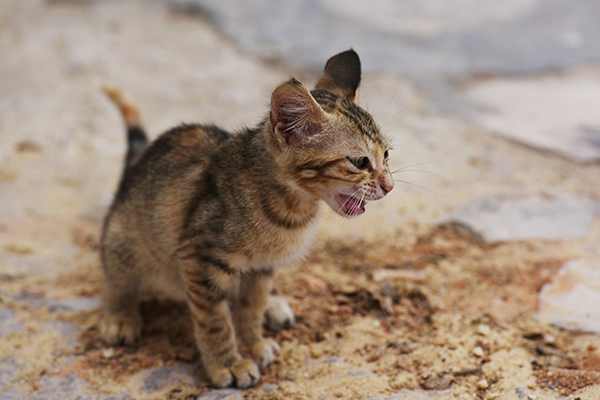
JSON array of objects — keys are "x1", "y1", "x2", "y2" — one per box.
[{"x1": 100, "y1": 50, "x2": 394, "y2": 388}]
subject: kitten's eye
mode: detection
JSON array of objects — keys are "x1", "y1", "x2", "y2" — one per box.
[
  {"x1": 348, "y1": 156, "x2": 369, "y2": 170},
  {"x1": 384, "y1": 150, "x2": 389, "y2": 160}
]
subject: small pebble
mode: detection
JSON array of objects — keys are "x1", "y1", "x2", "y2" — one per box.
[
  {"x1": 527, "y1": 395, "x2": 537, "y2": 400},
  {"x1": 102, "y1": 348, "x2": 115, "y2": 359},
  {"x1": 310, "y1": 347, "x2": 324, "y2": 358},
  {"x1": 339, "y1": 284, "x2": 359, "y2": 295},
  {"x1": 262, "y1": 384, "x2": 277, "y2": 394},
  {"x1": 476, "y1": 324, "x2": 491, "y2": 336},
  {"x1": 284, "y1": 371, "x2": 297, "y2": 381},
  {"x1": 543, "y1": 334, "x2": 555, "y2": 345},
  {"x1": 477, "y1": 378, "x2": 489, "y2": 389},
  {"x1": 486, "y1": 393, "x2": 499, "y2": 400},
  {"x1": 16, "y1": 141, "x2": 42, "y2": 153},
  {"x1": 472, "y1": 346, "x2": 484, "y2": 357}
]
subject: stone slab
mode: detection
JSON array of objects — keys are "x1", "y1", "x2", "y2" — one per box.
[
  {"x1": 0, "y1": 357, "x2": 22, "y2": 388},
  {"x1": 13, "y1": 295, "x2": 102, "y2": 313},
  {"x1": 196, "y1": 389, "x2": 242, "y2": 400},
  {"x1": 536, "y1": 259, "x2": 600, "y2": 333},
  {"x1": 171, "y1": 0, "x2": 600, "y2": 83},
  {"x1": 0, "y1": 307, "x2": 24, "y2": 336},
  {"x1": 463, "y1": 71, "x2": 600, "y2": 163},
  {"x1": 143, "y1": 364, "x2": 198, "y2": 392},
  {"x1": 437, "y1": 193, "x2": 597, "y2": 244},
  {"x1": 362, "y1": 389, "x2": 454, "y2": 400},
  {"x1": 26, "y1": 373, "x2": 86, "y2": 400}
]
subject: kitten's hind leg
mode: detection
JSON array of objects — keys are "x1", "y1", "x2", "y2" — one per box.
[
  {"x1": 100, "y1": 284, "x2": 143, "y2": 345},
  {"x1": 263, "y1": 295, "x2": 295, "y2": 332},
  {"x1": 100, "y1": 242, "x2": 143, "y2": 345}
]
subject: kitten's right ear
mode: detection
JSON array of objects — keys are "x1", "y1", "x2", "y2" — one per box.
[
  {"x1": 314, "y1": 49, "x2": 361, "y2": 102},
  {"x1": 270, "y1": 78, "x2": 329, "y2": 147}
]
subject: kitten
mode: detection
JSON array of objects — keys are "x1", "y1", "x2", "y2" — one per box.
[{"x1": 100, "y1": 49, "x2": 394, "y2": 388}]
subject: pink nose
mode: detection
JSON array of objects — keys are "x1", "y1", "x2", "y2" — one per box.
[{"x1": 380, "y1": 174, "x2": 394, "y2": 194}]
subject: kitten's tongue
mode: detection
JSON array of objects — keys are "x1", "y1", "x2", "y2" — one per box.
[{"x1": 339, "y1": 194, "x2": 366, "y2": 216}]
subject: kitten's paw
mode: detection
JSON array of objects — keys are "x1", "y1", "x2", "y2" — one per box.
[
  {"x1": 209, "y1": 359, "x2": 260, "y2": 389},
  {"x1": 251, "y1": 338, "x2": 281, "y2": 370},
  {"x1": 230, "y1": 359, "x2": 260, "y2": 388},
  {"x1": 100, "y1": 313, "x2": 142, "y2": 345},
  {"x1": 263, "y1": 295, "x2": 295, "y2": 332}
]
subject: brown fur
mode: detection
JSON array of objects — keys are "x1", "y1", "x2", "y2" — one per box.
[{"x1": 99, "y1": 50, "x2": 394, "y2": 388}]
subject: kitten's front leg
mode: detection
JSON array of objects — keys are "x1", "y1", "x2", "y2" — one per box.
[
  {"x1": 234, "y1": 270, "x2": 281, "y2": 369},
  {"x1": 264, "y1": 295, "x2": 296, "y2": 332},
  {"x1": 180, "y1": 255, "x2": 259, "y2": 389}
]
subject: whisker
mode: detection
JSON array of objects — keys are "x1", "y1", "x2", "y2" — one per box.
[
  {"x1": 326, "y1": 188, "x2": 363, "y2": 248},
  {"x1": 327, "y1": 211, "x2": 351, "y2": 248},
  {"x1": 390, "y1": 162, "x2": 445, "y2": 174},
  {"x1": 368, "y1": 82, "x2": 383, "y2": 115},
  {"x1": 386, "y1": 80, "x2": 402, "y2": 125},
  {"x1": 379, "y1": 119, "x2": 404, "y2": 131},
  {"x1": 384, "y1": 107, "x2": 407, "y2": 126},
  {"x1": 334, "y1": 188, "x2": 362, "y2": 216},
  {"x1": 349, "y1": 193, "x2": 364, "y2": 215},
  {"x1": 374, "y1": 195, "x2": 382, "y2": 218},
  {"x1": 393, "y1": 179, "x2": 445, "y2": 205},
  {"x1": 392, "y1": 169, "x2": 451, "y2": 186}
]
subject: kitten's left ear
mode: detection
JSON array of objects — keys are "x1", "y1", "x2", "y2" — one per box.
[
  {"x1": 270, "y1": 78, "x2": 329, "y2": 147},
  {"x1": 314, "y1": 49, "x2": 361, "y2": 102}
]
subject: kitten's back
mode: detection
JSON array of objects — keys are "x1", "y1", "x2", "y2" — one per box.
[{"x1": 101, "y1": 93, "x2": 234, "y2": 295}]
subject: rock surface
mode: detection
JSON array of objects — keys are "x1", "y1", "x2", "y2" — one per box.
[
  {"x1": 462, "y1": 70, "x2": 600, "y2": 163},
  {"x1": 144, "y1": 364, "x2": 198, "y2": 392},
  {"x1": 0, "y1": 307, "x2": 24, "y2": 336},
  {"x1": 196, "y1": 389, "x2": 242, "y2": 400},
  {"x1": 25, "y1": 373, "x2": 86, "y2": 400},
  {"x1": 362, "y1": 390, "x2": 454, "y2": 400},
  {"x1": 0, "y1": 358, "x2": 22, "y2": 389},
  {"x1": 13, "y1": 295, "x2": 102, "y2": 313},
  {"x1": 173, "y1": 0, "x2": 600, "y2": 83},
  {"x1": 437, "y1": 192, "x2": 598, "y2": 244},
  {"x1": 536, "y1": 259, "x2": 600, "y2": 333}
]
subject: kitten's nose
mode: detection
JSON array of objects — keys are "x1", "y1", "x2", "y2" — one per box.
[{"x1": 380, "y1": 173, "x2": 394, "y2": 194}]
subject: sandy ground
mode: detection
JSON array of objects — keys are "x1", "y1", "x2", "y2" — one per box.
[{"x1": 1, "y1": 1, "x2": 600, "y2": 399}]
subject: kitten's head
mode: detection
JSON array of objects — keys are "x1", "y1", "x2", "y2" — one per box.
[{"x1": 269, "y1": 49, "x2": 394, "y2": 217}]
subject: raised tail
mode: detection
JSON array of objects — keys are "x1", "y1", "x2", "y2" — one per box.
[{"x1": 102, "y1": 85, "x2": 149, "y2": 171}]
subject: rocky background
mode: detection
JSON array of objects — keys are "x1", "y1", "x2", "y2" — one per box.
[{"x1": 1, "y1": 1, "x2": 599, "y2": 399}]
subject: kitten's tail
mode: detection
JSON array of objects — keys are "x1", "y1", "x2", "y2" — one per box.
[{"x1": 102, "y1": 84, "x2": 149, "y2": 171}]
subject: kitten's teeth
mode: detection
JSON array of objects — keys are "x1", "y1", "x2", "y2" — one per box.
[{"x1": 338, "y1": 194, "x2": 366, "y2": 216}]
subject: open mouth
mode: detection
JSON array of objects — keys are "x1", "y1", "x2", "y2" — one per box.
[{"x1": 336, "y1": 194, "x2": 367, "y2": 216}]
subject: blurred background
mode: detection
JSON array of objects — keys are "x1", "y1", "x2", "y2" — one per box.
[{"x1": 2, "y1": 0, "x2": 599, "y2": 239}]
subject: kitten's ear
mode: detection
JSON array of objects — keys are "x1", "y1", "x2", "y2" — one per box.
[
  {"x1": 270, "y1": 78, "x2": 329, "y2": 147},
  {"x1": 314, "y1": 49, "x2": 361, "y2": 102}
]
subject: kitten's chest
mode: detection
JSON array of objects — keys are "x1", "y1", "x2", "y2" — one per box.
[{"x1": 225, "y1": 220, "x2": 319, "y2": 271}]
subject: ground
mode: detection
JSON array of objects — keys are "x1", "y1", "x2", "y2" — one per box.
[{"x1": 1, "y1": 1, "x2": 600, "y2": 400}]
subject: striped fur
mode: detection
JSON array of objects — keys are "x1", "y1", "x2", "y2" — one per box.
[{"x1": 99, "y1": 50, "x2": 393, "y2": 389}]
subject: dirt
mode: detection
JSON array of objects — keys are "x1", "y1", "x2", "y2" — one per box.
[
  {"x1": 1, "y1": 1, "x2": 600, "y2": 399},
  {"x1": 2, "y1": 225, "x2": 600, "y2": 399}
]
